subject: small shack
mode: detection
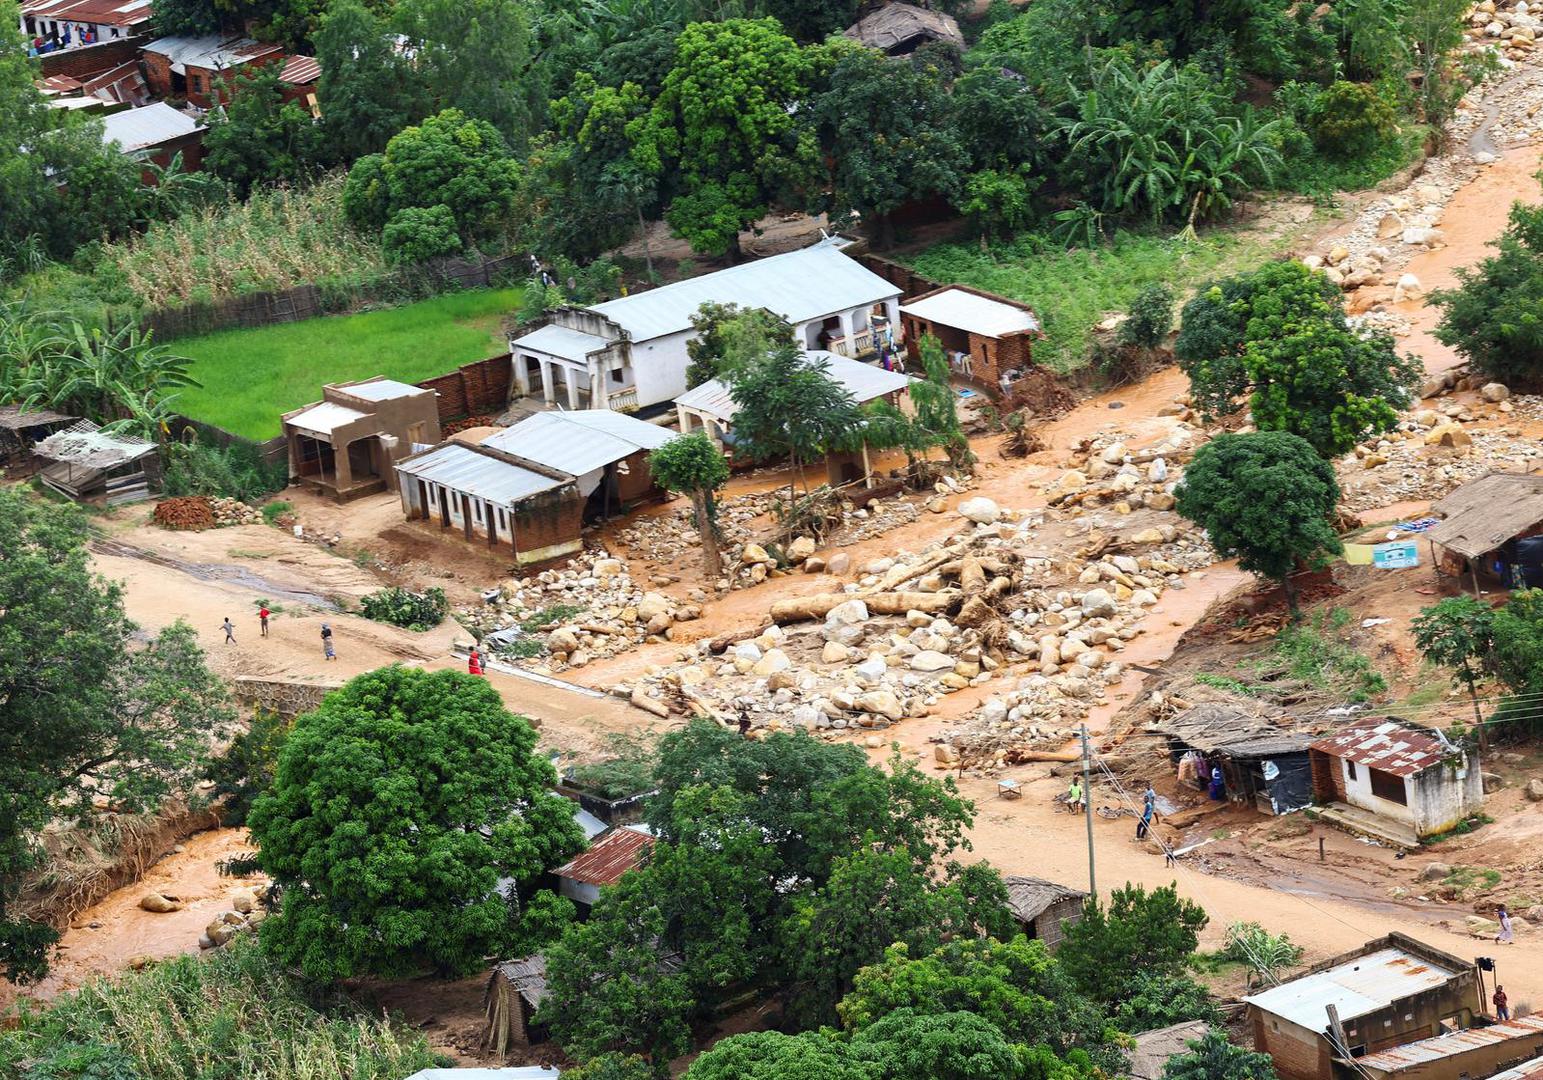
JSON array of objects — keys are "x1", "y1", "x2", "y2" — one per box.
[
  {"x1": 1127, "y1": 1021, "x2": 1212, "y2": 1080},
  {"x1": 100, "y1": 102, "x2": 205, "y2": 173},
  {"x1": 139, "y1": 34, "x2": 284, "y2": 108},
  {"x1": 552, "y1": 827, "x2": 654, "y2": 910},
  {"x1": 283, "y1": 378, "x2": 441, "y2": 502},
  {"x1": 482, "y1": 409, "x2": 676, "y2": 520},
  {"x1": 1308, "y1": 718, "x2": 1483, "y2": 847},
  {"x1": 843, "y1": 1, "x2": 964, "y2": 55},
  {"x1": 674, "y1": 350, "x2": 912, "y2": 484},
  {"x1": 483, "y1": 954, "x2": 552, "y2": 1054},
  {"x1": 899, "y1": 284, "x2": 1042, "y2": 396},
  {"x1": 1151, "y1": 703, "x2": 1315, "y2": 816},
  {"x1": 33, "y1": 419, "x2": 158, "y2": 504},
  {"x1": 1246, "y1": 932, "x2": 1482, "y2": 1080},
  {"x1": 1002, "y1": 876, "x2": 1086, "y2": 951},
  {"x1": 1338, "y1": 1015, "x2": 1543, "y2": 1080},
  {"x1": 1424, "y1": 472, "x2": 1543, "y2": 591},
  {"x1": 0, "y1": 404, "x2": 76, "y2": 472}
]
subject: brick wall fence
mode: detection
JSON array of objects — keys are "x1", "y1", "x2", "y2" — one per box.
[
  {"x1": 38, "y1": 36, "x2": 144, "y2": 79},
  {"x1": 417, "y1": 354, "x2": 512, "y2": 424},
  {"x1": 232, "y1": 675, "x2": 342, "y2": 718},
  {"x1": 857, "y1": 253, "x2": 942, "y2": 301}
]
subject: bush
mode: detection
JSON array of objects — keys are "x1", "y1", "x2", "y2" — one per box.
[
  {"x1": 1309, "y1": 81, "x2": 1397, "y2": 159},
  {"x1": 261, "y1": 500, "x2": 293, "y2": 525},
  {"x1": 565, "y1": 733, "x2": 657, "y2": 800},
  {"x1": 161, "y1": 440, "x2": 288, "y2": 505},
  {"x1": 1219, "y1": 921, "x2": 1305, "y2": 985},
  {"x1": 1119, "y1": 283, "x2": 1176, "y2": 349},
  {"x1": 359, "y1": 586, "x2": 448, "y2": 630},
  {"x1": 382, "y1": 205, "x2": 464, "y2": 266}
]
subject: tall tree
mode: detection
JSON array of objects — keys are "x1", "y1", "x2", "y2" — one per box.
[
  {"x1": 316, "y1": 0, "x2": 425, "y2": 161},
  {"x1": 0, "y1": 490, "x2": 231, "y2": 982},
  {"x1": 634, "y1": 19, "x2": 813, "y2": 258},
  {"x1": 1175, "y1": 260, "x2": 1419, "y2": 457},
  {"x1": 202, "y1": 66, "x2": 326, "y2": 196},
  {"x1": 1432, "y1": 193, "x2": 1543, "y2": 388},
  {"x1": 247, "y1": 665, "x2": 585, "y2": 979},
  {"x1": 727, "y1": 344, "x2": 861, "y2": 493},
  {"x1": 1405, "y1": 0, "x2": 1476, "y2": 139},
  {"x1": 648, "y1": 432, "x2": 730, "y2": 577},
  {"x1": 1174, "y1": 432, "x2": 1343, "y2": 612},
  {"x1": 394, "y1": 0, "x2": 538, "y2": 146},
  {"x1": 910, "y1": 335, "x2": 968, "y2": 468},
  {"x1": 1056, "y1": 882, "x2": 1209, "y2": 1005},
  {"x1": 1412, "y1": 596, "x2": 1496, "y2": 741},
  {"x1": 811, "y1": 43, "x2": 967, "y2": 247},
  {"x1": 685, "y1": 1030, "x2": 871, "y2": 1080},
  {"x1": 684, "y1": 303, "x2": 793, "y2": 388}
]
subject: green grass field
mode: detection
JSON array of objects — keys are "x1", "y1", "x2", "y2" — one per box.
[{"x1": 171, "y1": 287, "x2": 521, "y2": 440}]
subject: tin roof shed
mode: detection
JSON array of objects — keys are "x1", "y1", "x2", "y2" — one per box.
[
  {"x1": 1244, "y1": 940, "x2": 1466, "y2": 1030},
  {"x1": 395, "y1": 443, "x2": 568, "y2": 507},
  {"x1": 1348, "y1": 1014, "x2": 1543, "y2": 1072},
  {"x1": 1309, "y1": 719, "x2": 1458, "y2": 778},
  {"x1": 482, "y1": 410, "x2": 675, "y2": 478},
  {"x1": 1424, "y1": 472, "x2": 1543, "y2": 559},
  {"x1": 101, "y1": 102, "x2": 201, "y2": 154},
  {"x1": 554, "y1": 827, "x2": 654, "y2": 887}
]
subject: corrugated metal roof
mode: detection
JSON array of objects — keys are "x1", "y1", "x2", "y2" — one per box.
[
  {"x1": 1309, "y1": 719, "x2": 1456, "y2": 778},
  {"x1": 143, "y1": 35, "x2": 283, "y2": 72},
  {"x1": 588, "y1": 240, "x2": 900, "y2": 342},
  {"x1": 21, "y1": 0, "x2": 151, "y2": 27},
  {"x1": 34, "y1": 420, "x2": 155, "y2": 469},
  {"x1": 37, "y1": 74, "x2": 83, "y2": 95},
  {"x1": 101, "y1": 103, "x2": 201, "y2": 153},
  {"x1": 1004, "y1": 875, "x2": 1086, "y2": 923},
  {"x1": 1425, "y1": 472, "x2": 1543, "y2": 559},
  {"x1": 278, "y1": 54, "x2": 320, "y2": 84},
  {"x1": 336, "y1": 378, "x2": 426, "y2": 403},
  {"x1": 1351, "y1": 1015, "x2": 1543, "y2": 1071},
  {"x1": 0, "y1": 404, "x2": 76, "y2": 430},
  {"x1": 483, "y1": 410, "x2": 673, "y2": 477},
  {"x1": 396, "y1": 443, "x2": 566, "y2": 506},
  {"x1": 286, "y1": 401, "x2": 368, "y2": 436},
  {"x1": 901, "y1": 287, "x2": 1041, "y2": 337},
  {"x1": 510, "y1": 323, "x2": 612, "y2": 362},
  {"x1": 555, "y1": 827, "x2": 654, "y2": 886},
  {"x1": 573, "y1": 806, "x2": 607, "y2": 840},
  {"x1": 1489, "y1": 1055, "x2": 1543, "y2": 1080},
  {"x1": 1244, "y1": 946, "x2": 1462, "y2": 1030},
  {"x1": 674, "y1": 351, "x2": 913, "y2": 424}
]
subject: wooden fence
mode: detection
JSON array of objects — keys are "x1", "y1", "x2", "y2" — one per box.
[{"x1": 142, "y1": 253, "x2": 524, "y2": 342}]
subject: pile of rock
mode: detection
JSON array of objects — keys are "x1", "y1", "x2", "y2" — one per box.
[
  {"x1": 1468, "y1": 0, "x2": 1541, "y2": 63},
  {"x1": 462, "y1": 550, "x2": 700, "y2": 672},
  {"x1": 1043, "y1": 431, "x2": 1192, "y2": 516},
  {"x1": 612, "y1": 494, "x2": 760, "y2": 567},
  {"x1": 198, "y1": 885, "x2": 268, "y2": 949},
  {"x1": 1337, "y1": 408, "x2": 1543, "y2": 510},
  {"x1": 210, "y1": 497, "x2": 261, "y2": 526}
]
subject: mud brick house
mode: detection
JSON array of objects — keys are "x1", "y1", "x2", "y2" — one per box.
[
  {"x1": 1337, "y1": 1015, "x2": 1543, "y2": 1080},
  {"x1": 1246, "y1": 933, "x2": 1481, "y2": 1080},
  {"x1": 1002, "y1": 876, "x2": 1086, "y2": 951},
  {"x1": 395, "y1": 409, "x2": 676, "y2": 564},
  {"x1": 899, "y1": 284, "x2": 1042, "y2": 395},
  {"x1": 283, "y1": 378, "x2": 441, "y2": 502},
  {"x1": 140, "y1": 34, "x2": 283, "y2": 107},
  {"x1": 1150, "y1": 703, "x2": 1315, "y2": 816},
  {"x1": 508, "y1": 237, "x2": 902, "y2": 414},
  {"x1": 1308, "y1": 719, "x2": 1483, "y2": 847},
  {"x1": 19, "y1": 0, "x2": 150, "y2": 49},
  {"x1": 100, "y1": 101, "x2": 204, "y2": 173}
]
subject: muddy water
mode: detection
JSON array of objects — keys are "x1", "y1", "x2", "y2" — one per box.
[{"x1": 0, "y1": 828, "x2": 264, "y2": 1013}]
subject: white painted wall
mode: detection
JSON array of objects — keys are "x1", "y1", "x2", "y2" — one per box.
[
  {"x1": 629, "y1": 330, "x2": 693, "y2": 408},
  {"x1": 1341, "y1": 758, "x2": 1415, "y2": 825}
]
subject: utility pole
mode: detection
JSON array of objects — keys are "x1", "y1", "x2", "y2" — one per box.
[{"x1": 1081, "y1": 723, "x2": 1096, "y2": 898}]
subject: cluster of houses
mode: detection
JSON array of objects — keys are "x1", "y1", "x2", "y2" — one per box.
[{"x1": 23, "y1": 1, "x2": 321, "y2": 173}]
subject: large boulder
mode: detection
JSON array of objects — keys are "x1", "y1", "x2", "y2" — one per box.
[
  {"x1": 139, "y1": 893, "x2": 182, "y2": 914},
  {"x1": 751, "y1": 648, "x2": 791, "y2": 676},
  {"x1": 826, "y1": 552, "x2": 853, "y2": 575},
  {"x1": 856, "y1": 690, "x2": 904, "y2": 721},
  {"x1": 1080, "y1": 588, "x2": 1117, "y2": 619},
  {"x1": 635, "y1": 592, "x2": 672, "y2": 621},
  {"x1": 826, "y1": 598, "x2": 871, "y2": 626},
  {"x1": 1527, "y1": 777, "x2": 1543, "y2": 802},
  {"x1": 787, "y1": 536, "x2": 817, "y2": 564},
  {"x1": 740, "y1": 542, "x2": 772, "y2": 565},
  {"x1": 909, "y1": 650, "x2": 955, "y2": 673},
  {"x1": 958, "y1": 497, "x2": 1001, "y2": 525},
  {"x1": 1418, "y1": 861, "x2": 1452, "y2": 882},
  {"x1": 1481, "y1": 382, "x2": 1511, "y2": 403}
]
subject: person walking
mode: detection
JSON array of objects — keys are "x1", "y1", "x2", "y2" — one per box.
[
  {"x1": 1209, "y1": 765, "x2": 1225, "y2": 801},
  {"x1": 1496, "y1": 904, "x2": 1515, "y2": 944},
  {"x1": 1137, "y1": 782, "x2": 1157, "y2": 839},
  {"x1": 467, "y1": 648, "x2": 483, "y2": 676},
  {"x1": 258, "y1": 605, "x2": 270, "y2": 638},
  {"x1": 1494, "y1": 985, "x2": 1510, "y2": 1021},
  {"x1": 320, "y1": 622, "x2": 335, "y2": 661},
  {"x1": 222, "y1": 617, "x2": 236, "y2": 645},
  {"x1": 1066, "y1": 777, "x2": 1084, "y2": 814}
]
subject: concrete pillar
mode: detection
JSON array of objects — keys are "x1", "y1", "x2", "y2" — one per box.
[
  {"x1": 677, "y1": 405, "x2": 692, "y2": 432},
  {"x1": 540, "y1": 360, "x2": 555, "y2": 405},
  {"x1": 884, "y1": 298, "x2": 902, "y2": 341},
  {"x1": 334, "y1": 439, "x2": 352, "y2": 491},
  {"x1": 513, "y1": 354, "x2": 530, "y2": 398},
  {"x1": 838, "y1": 310, "x2": 855, "y2": 352},
  {"x1": 590, "y1": 368, "x2": 605, "y2": 410},
  {"x1": 566, "y1": 369, "x2": 581, "y2": 410}
]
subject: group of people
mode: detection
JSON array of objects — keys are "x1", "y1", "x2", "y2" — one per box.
[
  {"x1": 220, "y1": 608, "x2": 335, "y2": 660},
  {"x1": 1062, "y1": 778, "x2": 1161, "y2": 841}
]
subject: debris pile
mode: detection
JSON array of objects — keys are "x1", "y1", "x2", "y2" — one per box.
[
  {"x1": 460, "y1": 550, "x2": 700, "y2": 671},
  {"x1": 153, "y1": 497, "x2": 215, "y2": 531},
  {"x1": 210, "y1": 497, "x2": 261, "y2": 526}
]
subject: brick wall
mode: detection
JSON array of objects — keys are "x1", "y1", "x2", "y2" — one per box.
[
  {"x1": 1311, "y1": 749, "x2": 1346, "y2": 802},
  {"x1": 38, "y1": 36, "x2": 143, "y2": 79},
  {"x1": 418, "y1": 355, "x2": 512, "y2": 423},
  {"x1": 857, "y1": 254, "x2": 940, "y2": 301},
  {"x1": 512, "y1": 488, "x2": 584, "y2": 558},
  {"x1": 1255, "y1": 1013, "x2": 1329, "y2": 1080},
  {"x1": 141, "y1": 48, "x2": 174, "y2": 97}
]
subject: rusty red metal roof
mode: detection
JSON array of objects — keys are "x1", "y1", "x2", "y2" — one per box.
[
  {"x1": 21, "y1": 0, "x2": 153, "y2": 27},
  {"x1": 1351, "y1": 1015, "x2": 1543, "y2": 1071},
  {"x1": 1308, "y1": 719, "x2": 1455, "y2": 777},
  {"x1": 278, "y1": 54, "x2": 319, "y2": 85},
  {"x1": 555, "y1": 828, "x2": 653, "y2": 887}
]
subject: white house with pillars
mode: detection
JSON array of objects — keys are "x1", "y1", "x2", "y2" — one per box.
[{"x1": 508, "y1": 237, "x2": 903, "y2": 414}]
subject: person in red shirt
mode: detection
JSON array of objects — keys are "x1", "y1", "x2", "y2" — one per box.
[
  {"x1": 258, "y1": 606, "x2": 270, "y2": 638},
  {"x1": 468, "y1": 648, "x2": 483, "y2": 676},
  {"x1": 1494, "y1": 985, "x2": 1510, "y2": 1021}
]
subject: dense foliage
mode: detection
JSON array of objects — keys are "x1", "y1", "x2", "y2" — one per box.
[
  {"x1": 1175, "y1": 261, "x2": 1419, "y2": 457},
  {"x1": 1163, "y1": 1031, "x2": 1279, "y2": 1080},
  {"x1": 1175, "y1": 431, "x2": 1343, "y2": 609},
  {"x1": 358, "y1": 585, "x2": 450, "y2": 630},
  {"x1": 1433, "y1": 192, "x2": 1543, "y2": 388},
  {"x1": 648, "y1": 431, "x2": 731, "y2": 575},
  {"x1": 726, "y1": 345, "x2": 861, "y2": 488},
  {"x1": 204, "y1": 707, "x2": 292, "y2": 827},
  {"x1": 0, "y1": 937, "x2": 442, "y2": 1079},
  {"x1": 0, "y1": 489, "x2": 232, "y2": 981},
  {"x1": 248, "y1": 666, "x2": 585, "y2": 979}
]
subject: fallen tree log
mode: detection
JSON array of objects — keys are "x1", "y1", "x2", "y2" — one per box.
[{"x1": 769, "y1": 590, "x2": 958, "y2": 624}]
